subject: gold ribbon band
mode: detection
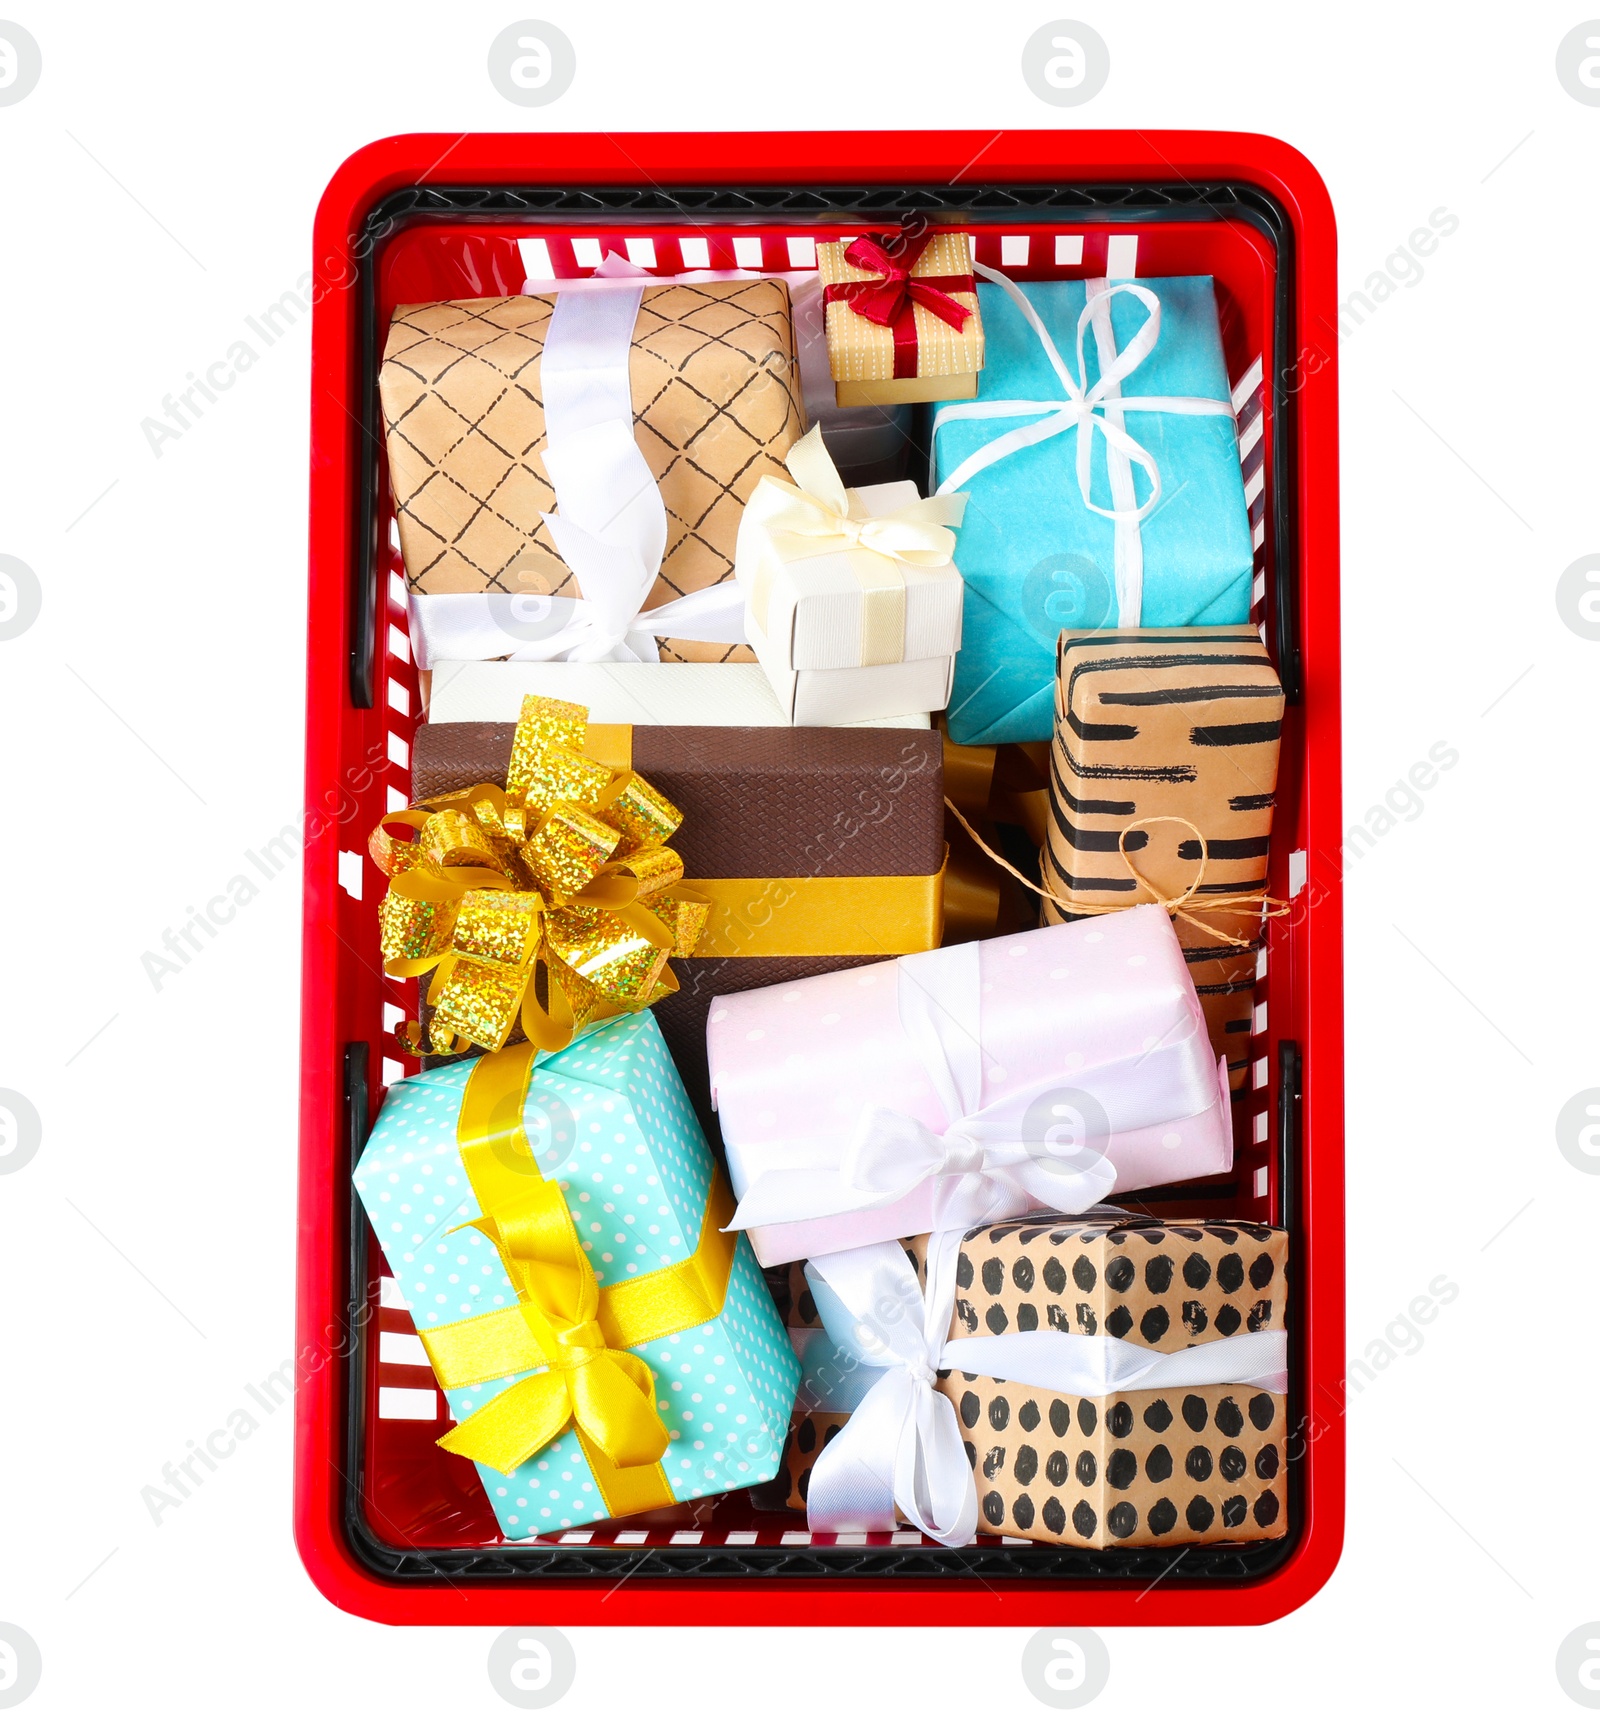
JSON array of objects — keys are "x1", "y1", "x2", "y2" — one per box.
[
  {"x1": 582, "y1": 722, "x2": 632, "y2": 771},
  {"x1": 681, "y1": 864, "x2": 946, "y2": 957},
  {"x1": 572, "y1": 721, "x2": 946, "y2": 956},
  {"x1": 414, "y1": 1039, "x2": 737, "y2": 1519}
]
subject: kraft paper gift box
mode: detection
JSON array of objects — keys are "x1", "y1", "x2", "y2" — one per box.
[
  {"x1": 711, "y1": 904, "x2": 1233, "y2": 1269},
  {"x1": 735, "y1": 425, "x2": 966, "y2": 726},
  {"x1": 930, "y1": 272, "x2": 1255, "y2": 745},
  {"x1": 380, "y1": 279, "x2": 804, "y2": 668},
  {"x1": 410, "y1": 714, "x2": 946, "y2": 1133},
  {"x1": 747, "y1": 1264, "x2": 859, "y2": 1513},
  {"x1": 425, "y1": 659, "x2": 932, "y2": 730},
  {"x1": 1040, "y1": 627, "x2": 1285, "y2": 1093},
  {"x1": 795, "y1": 1216, "x2": 1289, "y2": 1548},
  {"x1": 816, "y1": 227, "x2": 985, "y2": 406},
  {"x1": 353, "y1": 1013, "x2": 802, "y2": 1538}
]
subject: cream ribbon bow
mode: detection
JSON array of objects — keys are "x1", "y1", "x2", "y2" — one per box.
[{"x1": 738, "y1": 425, "x2": 967, "y2": 666}]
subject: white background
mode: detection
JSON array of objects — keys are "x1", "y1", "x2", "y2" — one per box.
[{"x1": 2, "y1": 1, "x2": 1596, "y2": 1721}]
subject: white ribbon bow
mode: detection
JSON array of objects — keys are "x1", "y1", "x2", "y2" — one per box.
[
  {"x1": 931, "y1": 263, "x2": 1236, "y2": 627},
  {"x1": 802, "y1": 1232, "x2": 1288, "y2": 1545},
  {"x1": 802, "y1": 1232, "x2": 978, "y2": 1545},
  {"x1": 726, "y1": 940, "x2": 1220, "y2": 1238}
]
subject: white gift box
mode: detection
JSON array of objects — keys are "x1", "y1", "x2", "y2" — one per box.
[
  {"x1": 425, "y1": 659, "x2": 932, "y2": 728},
  {"x1": 735, "y1": 429, "x2": 966, "y2": 727}
]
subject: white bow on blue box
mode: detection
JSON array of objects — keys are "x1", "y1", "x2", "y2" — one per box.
[{"x1": 930, "y1": 266, "x2": 1255, "y2": 746}]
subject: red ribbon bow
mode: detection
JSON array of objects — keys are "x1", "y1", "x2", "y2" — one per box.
[{"x1": 834, "y1": 231, "x2": 974, "y2": 334}]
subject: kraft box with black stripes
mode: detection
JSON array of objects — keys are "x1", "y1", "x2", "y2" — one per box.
[{"x1": 1039, "y1": 627, "x2": 1285, "y2": 1092}]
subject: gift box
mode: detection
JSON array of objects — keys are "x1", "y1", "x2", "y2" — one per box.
[
  {"x1": 797, "y1": 1215, "x2": 1288, "y2": 1548},
  {"x1": 411, "y1": 713, "x2": 946, "y2": 1131},
  {"x1": 817, "y1": 227, "x2": 984, "y2": 406},
  {"x1": 747, "y1": 1265, "x2": 855, "y2": 1513},
  {"x1": 353, "y1": 1014, "x2": 802, "y2": 1537},
  {"x1": 371, "y1": 694, "x2": 713, "y2": 1061},
  {"x1": 736, "y1": 425, "x2": 966, "y2": 725},
  {"x1": 426, "y1": 659, "x2": 932, "y2": 730},
  {"x1": 712, "y1": 905, "x2": 1233, "y2": 1268},
  {"x1": 940, "y1": 733, "x2": 1051, "y2": 944},
  {"x1": 1039, "y1": 627, "x2": 1285, "y2": 1092},
  {"x1": 380, "y1": 279, "x2": 804, "y2": 668},
  {"x1": 931, "y1": 271, "x2": 1254, "y2": 744}
]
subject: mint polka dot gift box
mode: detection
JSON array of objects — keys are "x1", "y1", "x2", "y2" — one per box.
[{"x1": 354, "y1": 1011, "x2": 801, "y2": 1537}]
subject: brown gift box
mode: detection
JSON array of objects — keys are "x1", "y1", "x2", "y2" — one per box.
[
  {"x1": 410, "y1": 719, "x2": 946, "y2": 1131},
  {"x1": 1039, "y1": 627, "x2": 1285, "y2": 1092},
  {"x1": 933, "y1": 1217, "x2": 1289, "y2": 1548},
  {"x1": 379, "y1": 283, "x2": 805, "y2": 662}
]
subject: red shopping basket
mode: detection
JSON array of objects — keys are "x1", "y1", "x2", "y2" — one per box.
[{"x1": 296, "y1": 131, "x2": 1343, "y2": 1626}]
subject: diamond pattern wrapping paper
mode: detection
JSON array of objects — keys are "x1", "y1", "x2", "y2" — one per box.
[{"x1": 379, "y1": 283, "x2": 806, "y2": 662}]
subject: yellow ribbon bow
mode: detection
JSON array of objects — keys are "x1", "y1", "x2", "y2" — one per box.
[
  {"x1": 417, "y1": 1043, "x2": 738, "y2": 1514},
  {"x1": 369, "y1": 694, "x2": 709, "y2": 1056},
  {"x1": 738, "y1": 423, "x2": 968, "y2": 666}
]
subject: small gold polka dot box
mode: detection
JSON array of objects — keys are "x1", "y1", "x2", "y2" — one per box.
[
  {"x1": 816, "y1": 226, "x2": 985, "y2": 407},
  {"x1": 938, "y1": 1216, "x2": 1289, "y2": 1548}
]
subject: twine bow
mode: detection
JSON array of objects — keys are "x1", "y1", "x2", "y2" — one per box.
[
  {"x1": 370, "y1": 694, "x2": 708, "y2": 1056},
  {"x1": 834, "y1": 226, "x2": 974, "y2": 333},
  {"x1": 946, "y1": 800, "x2": 1289, "y2": 946}
]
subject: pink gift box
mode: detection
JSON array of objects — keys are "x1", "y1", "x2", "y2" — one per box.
[{"x1": 710, "y1": 904, "x2": 1232, "y2": 1265}]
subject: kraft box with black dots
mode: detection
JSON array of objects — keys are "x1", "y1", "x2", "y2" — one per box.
[{"x1": 934, "y1": 1217, "x2": 1289, "y2": 1547}]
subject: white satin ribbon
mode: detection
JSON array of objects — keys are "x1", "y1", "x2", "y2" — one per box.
[
  {"x1": 726, "y1": 941, "x2": 1219, "y2": 1236},
  {"x1": 931, "y1": 264, "x2": 1236, "y2": 626},
  {"x1": 802, "y1": 1233, "x2": 1288, "y2": 1544},
  {"x1": 802, "y1": 1232, "x2": 977, "y2": 1544}
]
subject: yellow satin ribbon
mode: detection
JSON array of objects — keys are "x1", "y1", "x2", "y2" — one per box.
[
  {"x1": 417, "y1": 1042, "x2": 738, "y2": 1516},
  {"x1": 369, "y1": 695, "x2": 709, "y2": 1056},
  {"x1": 683, "y1": 866, "x2": 945, "y2": 956},
  {"x1": 739, "y1": 424, "x2": 967, "y2": 667}
]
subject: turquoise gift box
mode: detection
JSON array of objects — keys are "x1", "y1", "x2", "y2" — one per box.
[
  {"x1": 354, "y1": 1012, "x2": 801, "y2": 1538},
  {"x1": 931, "y1": 273, "x2": 1254, "y2": 745}
]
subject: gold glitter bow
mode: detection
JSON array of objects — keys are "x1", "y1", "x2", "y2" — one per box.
[{"x1": 369, "y1": 695, "x2": 709, "y2": 1056}]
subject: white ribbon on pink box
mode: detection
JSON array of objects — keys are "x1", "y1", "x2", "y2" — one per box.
[{"x1": 710, "y1": 904, "x2": 1234, "y2": 1266}]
